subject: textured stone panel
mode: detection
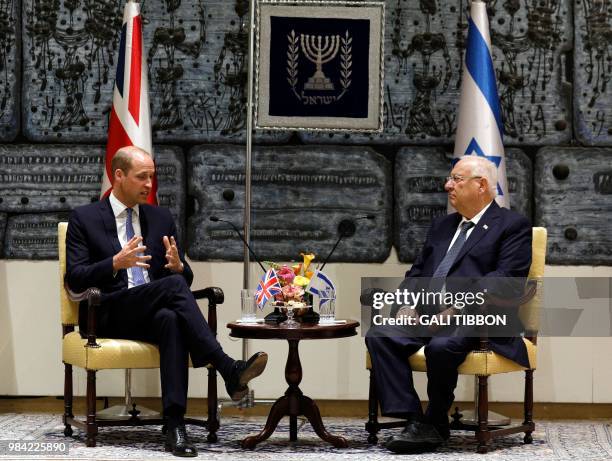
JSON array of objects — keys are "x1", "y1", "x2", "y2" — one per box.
[
  {"x1": 300, "y1": 0, "x2": 571, "y2": 146},
  {"x1": 0, "y1": 144, "x2": 184, "y2": 211},
  {"x1": 22, "y1": 0, "x2": 288, "y2": 143},
  {"x1": 0, "y1": 212, "x2": 6, "y2": 256},
  {"x1": 155, "y1": 147, "x2": 186, "y2": 245},
  {"x1": 574, "y1": 1, "x2": 612, "y2": 145},
  {"x1": 535, "y1": 148, "x2": 612, "y2": 265},
  {"x1": 0, "y1": 145, "x2": 185, "y2": 259},
  {"x1": 395, "y1": 148, "x2": 532, "y2": 262},
  {"x1": 187, "y1": 145, "x2": 392, "y2": 262},
  {"x1": 0, "y1": 145, "x2": 104, "y2": 213},
  {"x1": 0, "y1": 0, "x2": 19, "y2": 141},
  {"x1": 4, "y1": 213, "x2": 70, "y2": 259}
]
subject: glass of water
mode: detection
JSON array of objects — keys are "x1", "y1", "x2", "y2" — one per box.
[
  {"x1": 318, "y1": 296, "x2": 336, "y2": 324},
  {"x1": 240, "y1": 289, "x2": 257, "y2": 322}
]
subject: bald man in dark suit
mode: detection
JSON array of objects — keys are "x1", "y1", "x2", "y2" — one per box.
[{"x1": 366, "y1": 156, "x2": 531, "y2": 453}]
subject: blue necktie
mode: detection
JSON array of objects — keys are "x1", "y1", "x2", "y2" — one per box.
[
  {"x1": 432, "y1": 221, "x2": 475, "y2": 279},
  {"x1": 126, "y1": 208, "x2": 146, "y2": 286}
]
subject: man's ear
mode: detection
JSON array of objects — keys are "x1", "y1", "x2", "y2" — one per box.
[{"x1": 112, "y1": 168, "x2": 123, "y2": 185}]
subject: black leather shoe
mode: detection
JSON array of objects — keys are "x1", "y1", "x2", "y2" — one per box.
[
  {"x1": 384, "y1": 421, "x2": 444, "y2": 453},
  {"x1": 434, "y1": 422, "x2": 451, "y2": 441},
  {"x1": 225, "y1": 352, "x2": 268, "y2": 401},
  {"x1": 164, "y1": 424, "x2": 197, "y2": 457}
]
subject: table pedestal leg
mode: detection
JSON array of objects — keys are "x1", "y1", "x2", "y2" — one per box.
[
  {"x1": 241, "y1": 339, "x2": 348, "y2": 449},
  {"x1": 301, "y1": 395, "x2": 348, "y2": 448},
  {"x1": 241, "y1": 396, "x2": 289, "y2": 449},
  {"x1": 290, "y1": 415, "x2": 298, "y2": 441}
]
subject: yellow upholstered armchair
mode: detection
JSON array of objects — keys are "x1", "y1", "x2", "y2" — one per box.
[
  {"x1": 58, "y1": 222, "x2": 224, "y2": 447},
  {"x1": 365, "y1": 227, "x2": 547, "y2": 453}
]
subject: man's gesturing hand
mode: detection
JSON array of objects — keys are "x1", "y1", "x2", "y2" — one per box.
[
  {"x1": 163, "y1": 235, "x2": 184, "y2": 273},
  {"x1": 113, "y1": 236, "x2": 151, "y2": 271}
]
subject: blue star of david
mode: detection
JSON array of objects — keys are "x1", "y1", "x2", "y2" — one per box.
[{"x1": 452, "y1": 138, "x2": 504, "y2": 196}]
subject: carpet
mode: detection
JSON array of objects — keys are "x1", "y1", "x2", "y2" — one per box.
[{"x1": 1, "y1": 414, "x2": 612, "y2": 460}]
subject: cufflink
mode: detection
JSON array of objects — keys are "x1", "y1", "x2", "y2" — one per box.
[{"x1": 483, "y1": 224, "x2": 488, "y2": 230}]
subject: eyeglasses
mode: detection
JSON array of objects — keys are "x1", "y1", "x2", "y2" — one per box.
[{"x1": 445, "y1": 174, "x2": 482, "y2": 184}]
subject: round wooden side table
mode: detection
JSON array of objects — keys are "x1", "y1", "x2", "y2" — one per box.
[{"x1": 227, "y1": 320, "x2": 360, "y2": 449}]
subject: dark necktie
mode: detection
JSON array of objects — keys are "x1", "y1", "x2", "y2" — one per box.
[
  {"x1": 126, "y1": 208, "x2": 146, "y2": 286},
  {"x1": 432, "y1": 221, "x2": 475, "y2": 279}
]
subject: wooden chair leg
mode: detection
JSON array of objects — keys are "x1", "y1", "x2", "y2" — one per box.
[
  {"x1": 207, "y1": 367, "x2": 219, "y2": 443},
  {"x1": 476, "y1": 375, "x2": 490, "y2": 454},
  {"x1": 86, "y1": 370, "x2": 97, "y2": 447},
  {"x1": 63, "y1": 364, "x2": 73, "y2": 437},
  {"x1": 523, "y1": 369, "x2": 534, "y2": 444},
  {"x1": 365, "y1": 369, "x2": 379, "y2": 444}
]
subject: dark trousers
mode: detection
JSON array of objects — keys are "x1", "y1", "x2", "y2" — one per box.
[
  {"x1": 102, "y1": 275, "x2": 223, "y2": 411},
  {"x1": 365, "y1": 325, "x2": 477, "y2": 425}
]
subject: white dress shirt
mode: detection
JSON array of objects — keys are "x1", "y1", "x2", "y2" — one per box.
[
  {"x1": 446, "y1": 200, "x2": 493, "y2": 252},
  {"x1": 109, "y1": 192, "x2": 151, "y2": 288}
]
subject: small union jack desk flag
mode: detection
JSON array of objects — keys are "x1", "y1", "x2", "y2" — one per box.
[
  {"x1": 101, "y1": 0, "x2": 157, "y2": 203},
  {"x1": 255, "y1": 269, "x2": 282, "y2": 309}
]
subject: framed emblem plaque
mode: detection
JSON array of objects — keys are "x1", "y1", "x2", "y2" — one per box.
[{"x1": 255, "y1": 0, "x2": 385, "y2": 132}]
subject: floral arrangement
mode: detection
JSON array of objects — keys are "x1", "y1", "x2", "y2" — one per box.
[{"x1": 266, "y1": 253, "x2": 315, "y2": 308}]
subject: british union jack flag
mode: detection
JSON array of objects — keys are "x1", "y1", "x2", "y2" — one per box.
[
  {"x1": 255, "y1": 269, "x2": 282, "y2": 308},
  {"x1": 101, "y1": 1, "x2": 157, "y2": 203}
]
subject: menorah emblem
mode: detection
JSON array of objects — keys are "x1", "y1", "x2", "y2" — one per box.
[{"x1": 300, "y1": 34, "x2": 340, "y2": 90}]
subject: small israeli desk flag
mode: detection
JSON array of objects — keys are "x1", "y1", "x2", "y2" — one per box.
[{"x1": 453, "y1": 0, "x2": 509, "y2": 209}]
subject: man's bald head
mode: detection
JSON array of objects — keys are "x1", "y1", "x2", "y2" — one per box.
[
  {"x1": 445, "y1": 156, "x2": 498, "y2": 219},
  {"x1": 111, "y1": 147, "x2": 155, "y2": 207},
  {"x1": 111, "y1": 146, "x2": 152, "y2": 176},
  {"x1": 454, "y1": 156, "x2": 498, "y2": 197}
]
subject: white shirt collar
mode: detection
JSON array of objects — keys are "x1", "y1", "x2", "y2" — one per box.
[
  {"x1": 109, "y1": 191, "x2": 140, "y2": 218},
  {"x1": 460, "y1": 200, "x2": 493, "y2": 227}
]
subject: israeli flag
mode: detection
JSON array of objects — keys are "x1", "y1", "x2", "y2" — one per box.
[
  {"x1": 453, "y1": 0, "x2": 509, "y2": 209},
  {"x1": 306, "y1": 270, "x2": 336, "y2": 298}
]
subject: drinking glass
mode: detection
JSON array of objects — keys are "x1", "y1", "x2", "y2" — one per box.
[
  {"x1": 240, "y1": 289, "x2": 257, "y2": 322},
  {"x1": 318, "y1": 297, "x2": 336, "y2": 324}
]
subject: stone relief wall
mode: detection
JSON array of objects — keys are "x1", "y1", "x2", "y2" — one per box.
[
  {"x1": 187, "y1": 145, "x2": 392, "y2": 262},
  {"x1": 0, "y1": 0, "x2": 609, "y2": 264}
]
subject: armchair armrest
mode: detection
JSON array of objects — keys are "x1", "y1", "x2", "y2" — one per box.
[
  {"x1": 477, "y1": 279, "x2": 539, "y2": 350},
  {"x1": 63, "y1": 283, "x2": 101, "y2": 348},
  {"x1": 191, "y1": 287, "x2": 224, "y2": 336},
  {"x1": 192, "y1": 287, "x2": 224, "y2": 305},
  {"x1": 485, "y1": 279, "x2": 537, "y2": 308}
]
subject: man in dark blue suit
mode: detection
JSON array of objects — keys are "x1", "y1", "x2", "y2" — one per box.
[
  {"x1": 366, "y1": 156, "x2": 532, "y2": 453},
  {"x1": 66, "y1": 146, "x2": 268, "y2": 457}
]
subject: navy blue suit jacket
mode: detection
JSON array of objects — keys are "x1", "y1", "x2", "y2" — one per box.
[
  {"x1": 65, "y1": 197, "x2": 193, "y2": 333},
  {"x1": 404, "y1": 201, "x2": 532, "y2": 367}
]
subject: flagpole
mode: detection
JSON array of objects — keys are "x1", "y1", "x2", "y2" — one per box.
[
  {"x1": 217, "y1": 0, "x2": 279, "y2": 413},
  {"x1": 97, "y1": 0, "x2": 160, "y2": 421},
  {"x1": 243, "y1": 0, "x2": 255, "y2": 293},
  {"x1": 450, "y1": 0, "x2": 511, "y2": 428},
  {"x1": 239, "y1": 0, "x2": 256, "y2": 407}
]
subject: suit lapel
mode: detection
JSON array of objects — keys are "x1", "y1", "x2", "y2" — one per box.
[
  {"x1": 98, "y1": 197, "x2": 122, "y2": 254},
  {"x1": 452, "y1": 201, "x2": 501, "y2": 267},
  {"x1": 432, "y1": 213, "x2": 462, "y2": 270},
  {"x1": 139, "y1": 205, "x2": 149, "y2": 245}
]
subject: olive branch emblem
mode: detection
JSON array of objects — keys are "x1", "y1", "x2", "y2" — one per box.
[
  {"x1": 338, "y1": 30, "x2": 352, "y2": 100},
  {"x1": 286, "y1": 30, "x2": 300, "y2": 99}
]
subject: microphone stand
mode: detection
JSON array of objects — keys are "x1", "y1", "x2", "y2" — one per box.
[
  {"x1": 210, "y1": 217, "x2": 287, "y2": 325},
  {"x1": 209, "y1": 217, "x2": 266, "y2": 273}
]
